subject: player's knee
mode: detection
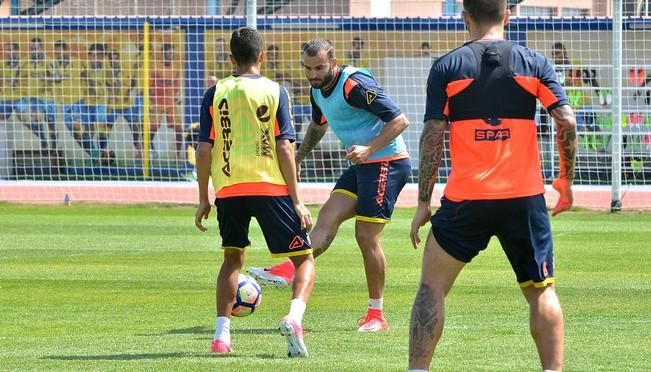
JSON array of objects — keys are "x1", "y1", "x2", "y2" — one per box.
[
  {"x1": 541, "y1": 291, "x2": 563, "y2": 318},
  {"x1": 525, "y1": 285, "x2": 562, "y2": 314},
  {"x1": 354, "y1": 226, "x2": 382, "y2": 250},
  {"x1": 222, "y1": 248, "x2": 244, "y2": 267}
]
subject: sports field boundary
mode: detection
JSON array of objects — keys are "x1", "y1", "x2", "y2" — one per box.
[{"x1": 2, "y1": 181, "x2": 650, "y2": 210}]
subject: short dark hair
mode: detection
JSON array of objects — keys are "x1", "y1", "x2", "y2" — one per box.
[
  {"x1": 463, "y1": 0, "x2": 506, "y2": 25},
  {"x1": 54, "y1": 40, "x2": 68, "y2": 50},
  {"x1": 230, "y1": 27, "x2": 264, "y2": 65},
  {"x1": 162, "y1": 43, "x2": 174, "y2": 52},
  {"x1": 89, "y1": 43, "x2": 104, "y2": 53},
  {"x1": 8, "y1": 42, "x2": 19, "y2": 51},
  {"x1": 552, "y1": 42, "x2": 566, "y2": 51},
  {"x1": 302, "y1": 39, "x2": 335, "y2": 60},
  {"x1": 267, "y1": 44, "x2": 279, "y2": 52},
  {"x1": 421, "y1": 42, "x2": 431, "y2": 49},
  {"x1": 30, "y1": 37, "x2": 43, "y2": 44}
]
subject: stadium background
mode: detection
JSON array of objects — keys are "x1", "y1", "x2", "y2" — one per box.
[{"x1": 0, "y1": 0, "x2": 650, "y2": 210}]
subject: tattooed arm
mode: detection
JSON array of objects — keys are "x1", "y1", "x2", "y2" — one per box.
[
  {"x1": 550, "y1": 104, "x2": 577, "y2": 216},
  {"x1": 418, "y1": 119, "x2": 448, "y2": 203},
  {"x1": 409, "y1": 118, "x2": 448, "y2": 249},
  {"x1": 295, "y1": 120, "x2": 328, "y2": 164}
]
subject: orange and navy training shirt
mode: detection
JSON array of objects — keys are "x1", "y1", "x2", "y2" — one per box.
[
  {"x1": 424, "y1": 40, "x2": 569, "y2": 201},
  {"x1": 198, "y1": 74, "x2": 295, "y2": 198}
]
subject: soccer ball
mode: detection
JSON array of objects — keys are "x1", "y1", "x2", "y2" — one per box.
[{"x1": 231, "y1": 274, "x2": 262, "y2": 317}]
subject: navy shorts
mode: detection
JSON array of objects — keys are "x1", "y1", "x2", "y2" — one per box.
[
  {"x1": 215, "y1": 195, "x2": 312, "y2": 258},
  {"x1": 333, "y1": 158, "x2": 411, "y2": 223},
  {"x1": 430, "y1": 194, "x2": 555, "y2": 287}
]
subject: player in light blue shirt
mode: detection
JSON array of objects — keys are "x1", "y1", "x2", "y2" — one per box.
[{"x1": 248, "y1": 39, "x2": 411, "y2": 333}]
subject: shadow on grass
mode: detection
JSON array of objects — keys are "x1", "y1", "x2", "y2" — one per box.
[
  {"x1": 45, "y1": 352, "x2": 283, "y2": 361},
  {"x1": 43, "y1": 352, "x2": 226, "y2": 361},
  {"x1": 137, "y1": 326, "x2": 283, "y2": 337},
  {"x1": 135, "y1": 326, "x2": 211, "y2": 336},
  {"x1": 232, "y1": 328, "x2": 283, "y2": 335}
]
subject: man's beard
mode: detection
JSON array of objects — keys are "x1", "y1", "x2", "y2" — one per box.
[{"x1": 309, "y1": 65, "x2": 335, "y2": 89}]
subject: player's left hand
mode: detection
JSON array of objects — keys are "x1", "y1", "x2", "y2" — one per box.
[
  {"x1": 551, "y1": 177, "x2": 573, "y2": 216},
  {"x1": 345, "y1": 145, "x2": 372, "y2": 164},
  {"x1": 410, "y1": 202, "x2": 432, "y2": 249},
  {"x1": 195, "y1": 201, "x2": 211, "y2": 232}
]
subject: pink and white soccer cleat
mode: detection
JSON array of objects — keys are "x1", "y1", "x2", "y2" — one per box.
[
  {"x1": 357, "y1": 310, "x2": 388, "y2": 333},
  {"x1": 210, "y1": 338, "x2": 233, "y2": 354},
  {"x1": 247, "y1": 261, "x2": 295, "y2": 288},
  {"x1": 279, "y1": 316, "x2": 308, "y2": 357}
]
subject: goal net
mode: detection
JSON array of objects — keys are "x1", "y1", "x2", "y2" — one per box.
[{"x1": 0, "y1": 0, "x2": 649, "y2": 210}]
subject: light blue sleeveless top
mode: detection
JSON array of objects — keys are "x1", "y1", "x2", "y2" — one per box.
[{"x1": 311, "y1": 66, "x2": 407, "y2": 161}]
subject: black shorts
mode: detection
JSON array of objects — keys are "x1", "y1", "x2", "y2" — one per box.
[
  {"x1": 332, "y1": 158, "x2": 411, "y2": 223},
  {"x1": 430, "y1": 194, "x2": 555, "y2": 287},
  {"x1": 215, "y1": 196, "x2": 312, "y2": 258}
]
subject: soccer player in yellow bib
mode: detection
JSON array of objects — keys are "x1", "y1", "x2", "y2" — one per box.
[{"x1": 194, "y1": 27, "x2": 315, "y2": 357}]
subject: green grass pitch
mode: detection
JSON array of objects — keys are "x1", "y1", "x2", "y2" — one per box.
[{"x1": 1, "y1": 203, "x2": 650, "y2": 371}]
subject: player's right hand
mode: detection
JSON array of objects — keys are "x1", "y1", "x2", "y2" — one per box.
[
  {"x1": 410, "y1": 202, "x2": 432, "y2": 249},
  {"x1": 551, "y1": 177, "x2": 573, "y2": 216},
  {"x1": 195, "y1": 201, "x2": 211, "y2": 232},
  {"x1": 294, "y1": 203, "x2": 313, "y2": 232}
]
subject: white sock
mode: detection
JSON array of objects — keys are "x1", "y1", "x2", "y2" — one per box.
[
  {"x1": 213, "y1": 316, "x2": 231, "y2": 344},
  {"x1": 408, "y1": 369, "x2": 429, "y2": 372},
  {"x1": 368, "y1": 297, "x2": 383, "y2": 311},
  {"x1": 288, "y1": 298, "x2": 307, "y2": 327}
]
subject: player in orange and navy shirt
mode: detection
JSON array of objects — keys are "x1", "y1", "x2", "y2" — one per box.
[
  {"x1": 408, "y1": 1, "x2": 577, "y2": 371},
  {"x1": 194, "y1": 27, "x2": 315, "y2": 358},
  {"x1": 247, "y1": 38, "x2": 411, "y2": 333}
]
